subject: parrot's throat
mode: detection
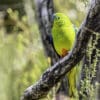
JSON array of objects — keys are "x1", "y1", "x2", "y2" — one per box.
[{"x1": 61, "y1": 48, "x2": 69, "y2": 57}]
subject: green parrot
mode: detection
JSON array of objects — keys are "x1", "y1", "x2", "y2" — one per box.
[{"x1": 51, "y1": 13, "x2": 80, "y2": 98}]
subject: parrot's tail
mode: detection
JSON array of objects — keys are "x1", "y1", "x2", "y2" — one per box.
[
  {"x1": 68, "y1": 62, "x2": 82, "y2": 99},
  {"x1": 56, "y1": 62, "x2": 82, "y2": 100}
]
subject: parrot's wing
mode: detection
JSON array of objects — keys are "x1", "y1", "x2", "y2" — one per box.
[{"x1": 46, "y1": 35, "x2": 61, "y2": 58}]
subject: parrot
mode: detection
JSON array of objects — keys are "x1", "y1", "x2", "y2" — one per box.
[{"x1": 49, "y1": 13, "x2": 80, "y2": 98}]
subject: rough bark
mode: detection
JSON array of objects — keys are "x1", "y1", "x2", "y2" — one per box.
[
  {"x1": 80, "y1": 33, "x2": 100, "y2": 99},
  {"x1": 21, "y1": 0, "x2": 100, "y2": 100}
]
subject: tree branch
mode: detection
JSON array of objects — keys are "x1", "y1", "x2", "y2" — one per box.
[{"x1": 21, "y1": 0, "x2": 100, "y2": 100}]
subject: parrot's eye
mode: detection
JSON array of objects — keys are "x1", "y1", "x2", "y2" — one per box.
[{"x1": 57, "y1": 16, "x2": 60, "y2": 20}]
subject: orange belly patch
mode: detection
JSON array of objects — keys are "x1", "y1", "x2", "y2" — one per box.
[{"x1": 61, "y1": 48, "x2": 69, "y2": 57}]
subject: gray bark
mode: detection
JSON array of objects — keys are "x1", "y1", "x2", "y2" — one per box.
[{"x1": 34, "y1": 0, "x2": 59, "y2": 64}]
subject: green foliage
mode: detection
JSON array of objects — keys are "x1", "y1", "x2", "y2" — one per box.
[
  {"x1": 80, "y1": 0, "x2": 89, "y2": 6},
  {"x1": 0, "y1": 9, "x2": 48, "y2": 100}
]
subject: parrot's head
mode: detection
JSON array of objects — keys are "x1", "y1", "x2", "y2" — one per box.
[{"x1": 52, "y1": 13, "x2": 72, "y2": 27}]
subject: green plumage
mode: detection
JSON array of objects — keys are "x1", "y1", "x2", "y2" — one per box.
[
  {"x1": 52, "y1": 13, "x2": 79, "y2": 98},
  {"x1": 52, "y1": 13, "x2": 75, "y2": 56}
]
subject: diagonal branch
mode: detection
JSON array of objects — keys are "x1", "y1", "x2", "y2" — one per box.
[{"x1": 21, "y1": 0, "x2": 100, "y2": 100}]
